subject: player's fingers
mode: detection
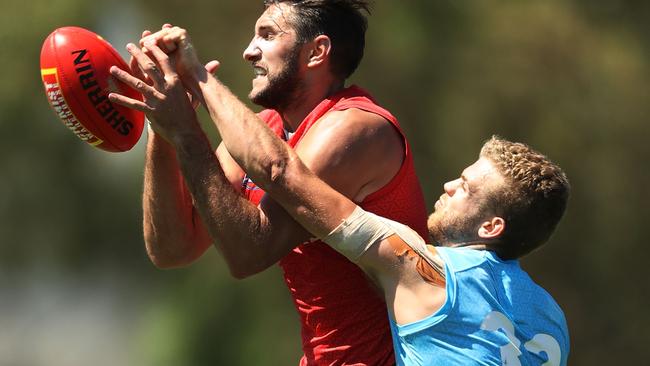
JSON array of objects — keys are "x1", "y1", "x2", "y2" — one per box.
[
  {"x1": 160, "y1": 27, "x2": 183, "y2": 53},
  {"x1": 186, "y1": 60, "x2": 219, "y2": 110},
  {"x1": 140, "y1": 30, "x2": 153, "y2": 54},
  {"x1": 108, "y1": 92, "x2": 153, "y2": 113},
  {"x1": 126, "y1": 43, "x2": 165, "y2": 87},
  {"x1": 144, "y1": 42, "x2": 176, "y2": 77},
  {"x1": 139, "y1": 31, "x2": 163, "y2": 49},
  {"x1": 139, "y1": 26, "x2": 175, "y2": 53},
  {"x1": 160, "y1": 36, "x2": 178, "y2": 53},
  {"x1": 205, "y1": 60, "x2": 221, "y2": 75},
  {"x1": 110, "y1": 66, "x2": 162, "y2": 100},
  {"x1": 129, "y1": 55, "x2": 148, "y2": 82},
  {"x1": 159, "y1": 26, "x2": 189, "y2": 53}
]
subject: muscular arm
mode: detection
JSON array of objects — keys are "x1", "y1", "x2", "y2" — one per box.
[
  {"x1": 142, "y1": 110, "x2": 307, "y2": 276},
  {"x1": 143, "y1": 124, "x2": 255, "y2": 268},
  {"x1": 112, "y1": 35, "x2": 405, "y2": 278},
  {"x1": 185, "y1": 68, "x2": 401, "y2": 261},
  {"x1": 142, "y1": 129, "x2": 211, "y2": 268},
  {"x1": 178, "y1": 75, "x2": 404, "y2": 276},
  {"x1": 185, "y1": 69, "x2": 447, "y2": 324}
]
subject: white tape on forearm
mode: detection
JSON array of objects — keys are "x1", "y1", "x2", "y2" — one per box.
[
  {"x1": 322, "y1": 206, "x2": 431, "y2": 263},
  {"x1": 374, "y1": 215, "x2": 440, "y2": 270},
  {"x1": 322, "y1": 206, "x2": 392, "y2": 261}
]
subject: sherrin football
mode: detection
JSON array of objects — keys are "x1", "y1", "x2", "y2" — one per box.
[{"x1": 40, "y1": 26, "x2": 145, "y2": 152}]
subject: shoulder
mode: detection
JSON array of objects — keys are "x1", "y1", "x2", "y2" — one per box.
[
  {"x1": 322, "y1": 107, "x2": 393, "y2": 131},
  {"x1": 295, "y1": 108, "x2": 404, "y2": 176},
  {"x1": 301, "y1": 108, "x2": 401, "y2": 152},
  {"x1": 333, "y1": 91, "x2": 398, "y2": 125},
  {"x1": 291, "y1": 99, "x2": 405, "y2": 200}
]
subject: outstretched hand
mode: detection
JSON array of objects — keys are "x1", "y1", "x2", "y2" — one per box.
[
  {"x1": 139, "y1": 25, "x2": 207, "y2": 88},
  {"x1": 109, "y1": 23, "x2": 221, "y2": 143},
  {"x1": 108, "y1": 41, "x2": 203, "y2": 144}
]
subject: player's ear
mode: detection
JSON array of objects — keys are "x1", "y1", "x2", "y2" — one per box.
[
  {"x1": 307, "y1": 35, "x2": 331, "y2": 68},
  {"x1": 477, "y1": 217, "x2": 505, "y2": 239}
]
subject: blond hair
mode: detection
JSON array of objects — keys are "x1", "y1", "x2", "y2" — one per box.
[{"x1": 480, "y1": 136, "x2": 570, "y2": 259}]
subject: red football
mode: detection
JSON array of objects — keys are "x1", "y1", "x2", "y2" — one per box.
[{"x1": 40, "y1": 26, "x2": 145, "y2": 152}]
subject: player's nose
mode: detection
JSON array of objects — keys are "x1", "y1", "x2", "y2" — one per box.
[
  {"x1": 243, "y1": 38, "x2": 261, "y2": 62},
  {"x1": 443, "y1": 178, "x2": 460, "y2": 196}
]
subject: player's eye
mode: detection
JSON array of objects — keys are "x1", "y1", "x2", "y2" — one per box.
[{"x1": 261, "y1": 31, "x2": 275, "y2": 40}]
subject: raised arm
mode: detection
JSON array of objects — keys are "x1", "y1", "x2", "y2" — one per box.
[
  {"x1": 141, "y1": 30, "x2": 398, "y2": 264},
  {"x1": 187, "y1": 71, "x2": 357, "y2": 237},
  {"x1": 109, "y1": 44, "x2": 305, "y2": 276},
  {"x1": 119, "y1": 41, "x2": 211, "y2": 268},
  {"x1": 180, "y1": 66, "x2": 450, "y2": 323},
  {"x1": 141, "y1": 128, "x2": 211, "y2": 268},
  {"x1": 109, "y1": 31, "x2": 405, "y2": 278}
]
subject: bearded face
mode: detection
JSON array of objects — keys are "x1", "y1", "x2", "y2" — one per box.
[
  {"x1": 427, "y1": 206, "x2": 485, "y2": 247},
  {"x1": 244, "y1": 3, "x2": 307, "y2": 112},
  {"x1": 427, "y1": 157, "x2": 505, "y2": 247},
  {"x1": 249, "y1": 43, "x2": 304, "y2": 110}
]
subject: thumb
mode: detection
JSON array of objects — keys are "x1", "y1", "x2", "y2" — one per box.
[
  {"x1": 205, "y1": 60, "x2": 221, "y2": 75},
  {"x1": 189, "y1": 61, "x2": 220, "y2": 109}
]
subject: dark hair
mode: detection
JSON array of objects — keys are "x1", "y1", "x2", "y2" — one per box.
[
  {"x1": 480, "y1": 136, "x2": 570, "y2": 259},
  {"x1": 263, "y1": 0, "x2": 371, "y2": 79}
]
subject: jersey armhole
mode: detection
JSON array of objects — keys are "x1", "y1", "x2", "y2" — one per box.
[
  {"x1": 394, "y1": 248, "x2": 458, "y2": 337},
  {"x1": 329, "y1": 103, "x2": 412, "y2": 205}
]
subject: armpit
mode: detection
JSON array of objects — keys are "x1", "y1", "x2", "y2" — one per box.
[{"x1": 386, "y1": 235, "x2": 446, "y2": 287}]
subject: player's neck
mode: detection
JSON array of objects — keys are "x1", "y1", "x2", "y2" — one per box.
[
  {"x1": 444, "y1": 240, "x2": 492, "y2": 252},
  {"x1": 279, "y1": 80, "x2": 345, "y2": 132}
]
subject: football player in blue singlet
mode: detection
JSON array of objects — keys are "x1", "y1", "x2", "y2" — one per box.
[
  {"x1": 220, "y1": 131, "x2": 572, "y2": 366},
  {"x1": 110, "y1": 32, "x2": 570, "y2": 365}
]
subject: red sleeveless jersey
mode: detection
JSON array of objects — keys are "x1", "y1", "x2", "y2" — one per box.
[{"x1": 243, "y1": 86, "x2": 428, "y2": 366}]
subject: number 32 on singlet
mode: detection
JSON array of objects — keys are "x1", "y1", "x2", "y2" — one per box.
[{"x1": 481, "y1": 311, "x2": 562, "y2": 366}]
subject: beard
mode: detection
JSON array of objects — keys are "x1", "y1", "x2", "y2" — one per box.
[
  {"x1": 427, "y1": 209, "x2": 483, "y2": 247},
  {"x1": 249, "y1": 45, "x2": 304, "y2": 111}
]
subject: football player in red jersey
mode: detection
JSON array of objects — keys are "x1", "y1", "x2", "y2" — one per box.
[{"x1": 110, "y1": 2, "x2": 428, "y2": 364}]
